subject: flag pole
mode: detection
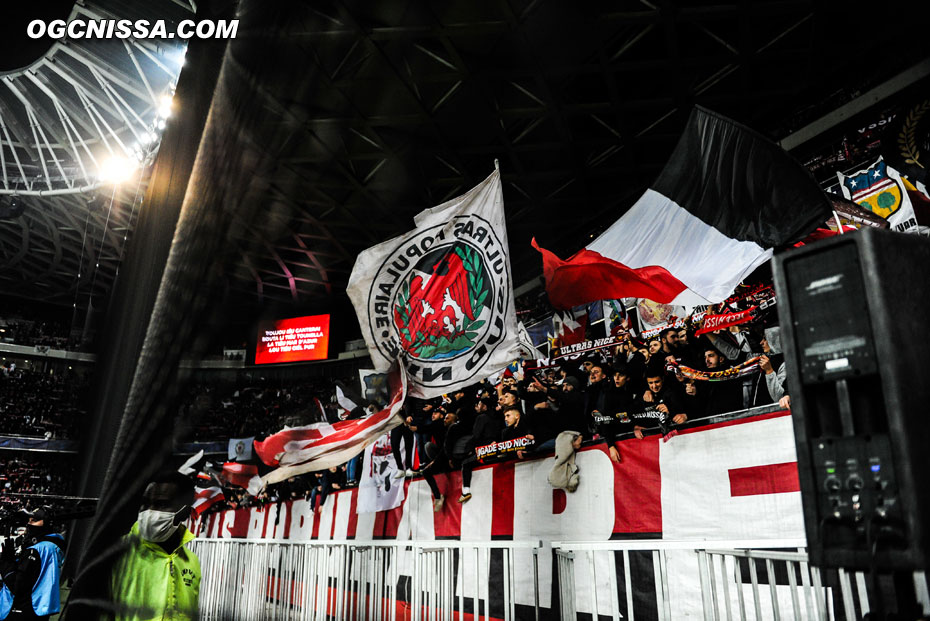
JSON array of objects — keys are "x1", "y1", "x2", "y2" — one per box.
[{"x1": 832, "y1": 210, "x2": 845, "y2": 234}]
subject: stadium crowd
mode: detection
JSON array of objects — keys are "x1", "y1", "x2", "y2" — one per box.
[
  {"x1": 0, "y1": 454, "x2": 76, "y2": 525},
  {"x1": 196, "y1": 313, "x2": 789, "y2": 516},
  {"x1": 0, "y1": 366, "x2": 88, "y2": 439},
  {"x1": 180, "y1": 375, "x2": 343, "y2": 441},
  {"x1": 0, "y1": 318, "x2": 80, "y2": 351}
]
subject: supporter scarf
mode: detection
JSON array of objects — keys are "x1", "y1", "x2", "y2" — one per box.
[
  {"x1": 667, "y1": 357, "x2": 761, "y2": 382},
  {"x1": 695, "y1": 307, "x2": 758, "y2": 335},
  {"x1": 722, "y1": 282, "x2": 766, "y2": 306}
]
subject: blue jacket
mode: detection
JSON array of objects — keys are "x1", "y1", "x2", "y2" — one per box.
[
  {"x1": 1, "y1": 579, "x2": 13, "y2": 620},
  {"x1": 28, "y1": 534, "x2": 65, "y2": 616}
]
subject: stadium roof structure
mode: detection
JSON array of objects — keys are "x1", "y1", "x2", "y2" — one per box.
[
  {"x1": 2, "y1": 0, "x2": 929, "y2": 310},
  {"x1": 0, "y1": 0, "x2": 188, "y2": 303}
]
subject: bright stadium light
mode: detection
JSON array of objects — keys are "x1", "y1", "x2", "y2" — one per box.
[
  {"x1": 98, "y1": 154, "x2": 138, "y2": 184},
  {"x1": 159, "y1": 94, "x2": 174, "y2": 118}
]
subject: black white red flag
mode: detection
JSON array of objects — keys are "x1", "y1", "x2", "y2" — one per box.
[{"x1": 533, "y1": 107, "x2": 831, "y2": 308}]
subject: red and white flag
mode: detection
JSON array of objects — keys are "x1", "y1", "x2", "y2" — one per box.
[
  {"x1": 335, "y1": 383, "x2": 359, "y2": 420},
  {"x1": 255, "y1": 364, "x2": 407, "y2": 485},
  {"x1": 312, "y1": 397, "x2": 327, "y2": 422},
  {"x1": 192, "y1": 486, "x2": 225, "y2": 515},
  {"x1": 533, "y1": 107, "x2": 831, "y2": 309},
  {"x1": 221, "y1": 462, "x2": 260, "y2": 492},
  {"x1": 549, "y1": 307, "x2": 587, "y2": 350}
]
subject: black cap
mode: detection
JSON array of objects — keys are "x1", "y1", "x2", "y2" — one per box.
[{"x1": 25, "y1": 508, "x2": 48, "y2": 522}]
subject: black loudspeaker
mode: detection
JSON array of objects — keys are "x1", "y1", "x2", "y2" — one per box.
[{"x1": 773, "y1": 227, "x2": 930, "y2": 571}]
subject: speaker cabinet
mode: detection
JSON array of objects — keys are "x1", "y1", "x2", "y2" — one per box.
[{"x1": 773, "y1": 227, "x2": 930, "y2": 570}]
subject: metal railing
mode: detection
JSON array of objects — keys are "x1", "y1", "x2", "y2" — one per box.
[
  {"x1": 189, "y1": 538, "x2": 541, "y2": 621},
  {"x1": 191, "y1": 537, "x2": 930, "y2": 620},
  {"x1": 552, "y1": 540, "x2": 930, "y2": 620}
]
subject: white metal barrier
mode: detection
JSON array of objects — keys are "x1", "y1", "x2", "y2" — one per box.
[
  {"x1": 192, "y1": 538, "x2": 929, "y2": 620},
  {"x1": 552, "y1": 540, "x2": 929, "y2": 621},
  {"x1": 189, "y1": 538, "x2": 541, "y2": 621}
]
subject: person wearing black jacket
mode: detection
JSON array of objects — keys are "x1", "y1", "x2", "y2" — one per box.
[
  {"x1": 597, "y1": 366, "x2": 639, "y2": 463},
  {"x1": 470, "y1": 398, "x2": 502, "y2": 448},
  {"x1": 699, "y1": 347, "x2": 744, "y2": 417},
  {"x1": 522, "y1": 377, "x2": 560, "y2": 452},
  {"x1": 553, "y1": 376, "x2": 586, "y2": 435},
  {"x1": 441, "y1": 411, "x2": 480, "y2": 505},
  {"x1": 423, "y1": 412, "x2": 472, "y2": 512},
  {"x1": 582, "y1": 362, "x2": 612, "y2": 436},
  {"x1": 634, "y1": 369, "x2": 688, "y2": 439},
  {"x1": 500, "y1": 407, "x2": 533, "y2": 460},
  {"x1": 312, "y1": 466, "x2": 346, "y2": 511}
]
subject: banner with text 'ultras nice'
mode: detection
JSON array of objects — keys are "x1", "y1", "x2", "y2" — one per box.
[{"x1": 347, "y1": 169, "x2": 521, "y2": 399}]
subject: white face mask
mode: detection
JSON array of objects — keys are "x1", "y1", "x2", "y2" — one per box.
[{"x1": 138, "y1": 509, "x2": 179, "y2": 543}]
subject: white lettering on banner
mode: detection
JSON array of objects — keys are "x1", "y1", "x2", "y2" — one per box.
[
  {"x1": 197, "y1": 412, "x2": 803, "y2": 545},
  {"x1": 289, "y1": 499, "x2": 314, "y2": 539}
]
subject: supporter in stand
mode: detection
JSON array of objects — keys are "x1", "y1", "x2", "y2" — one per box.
[
  {"x1": 419, "y1": 406, "x2": 448, "y2": 465},
  {"x1": 634, "y1": 367, "x2": 688, "y2": 439},
  {"x1": 647, "y1": 338, "x2": 662, "y2": 358},
  {"x1": 595, "y1": 365, "x2": 638, "y2": 463},
  {"x1": 681, "y1": 378, "x2": 705, "y2": 418},
  {"x1": 548, "y1": 375, "x2": 586, "y2": 436},
  {"x1": 659, "y1": 328, "x2": 680, "y2": 362},
  {"x1": 699, "y1": 346, "x2": 744, "y2": 417},
  {"x1": 496, "y1": 389, "x2": 521, "y2": 416},
  {"x1": 759, "y1": 327, "x2": 787, "y2": 403},
  {"x1": 309, "y1": 466, "x2": 345, "y2": 512},
  {"x1": 705, "y1": 328, "x2": 746, "y2": 362},
  {"x1": 582, "y1": 362, "x2": 612, "y2": 437},
  {"x1": 390, "y1": 412, "x2": 417, "y2": 479},
  {"x1": 500, "y1": 407, "x2": 534, "y2": 460},
  {"x1": 675, "y1": 326, "x2": 702, "y2": 367},
  {"x1": 421, "y1": 409, "x2": 474, "y2": 512},
  {"x1": 470, "y1": 398, "x2": 502, "y2": 451}
]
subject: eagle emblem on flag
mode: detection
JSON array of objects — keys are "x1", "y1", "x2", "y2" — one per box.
[{"x1": 393, "y1": 246, "x2": 489, "y2": 359}]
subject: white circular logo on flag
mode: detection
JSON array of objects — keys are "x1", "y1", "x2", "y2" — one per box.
[{"x1": 365, "y1": 216, "x2": 511, "y2": 390}]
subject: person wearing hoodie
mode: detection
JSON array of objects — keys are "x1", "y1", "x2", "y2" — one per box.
[
  {"x1": 547, "y1": 431, "x2": 583, "y2": 492},
  {"x1": 759, "y1": 327, "x2": 787, "y2": 402},
  {"x1": 6, "y1": 508, "x2": 64, "y2": 620}
]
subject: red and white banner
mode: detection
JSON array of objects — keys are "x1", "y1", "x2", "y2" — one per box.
[
  {"x1": 194, "y1": 411, "x2": 803, "y2": 617},
  {"x1": 192, "y1": 487, "x2": 225, "y2": 515},
  {"x1": 255, "y1": 365, "x2": 407, "y2": 485},
  {"x1": 197, "y1": 411, "x2": 802, "y2": 543}
]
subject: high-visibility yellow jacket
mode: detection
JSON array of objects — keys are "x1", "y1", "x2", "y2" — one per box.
[{"x1": 109, "y1": 523, "x2": 200, "y2": 621}]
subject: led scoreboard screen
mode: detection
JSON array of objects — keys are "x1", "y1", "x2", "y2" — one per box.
[{"x1": 255, "y1": 314, "x2": 330, "y2": 364}]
